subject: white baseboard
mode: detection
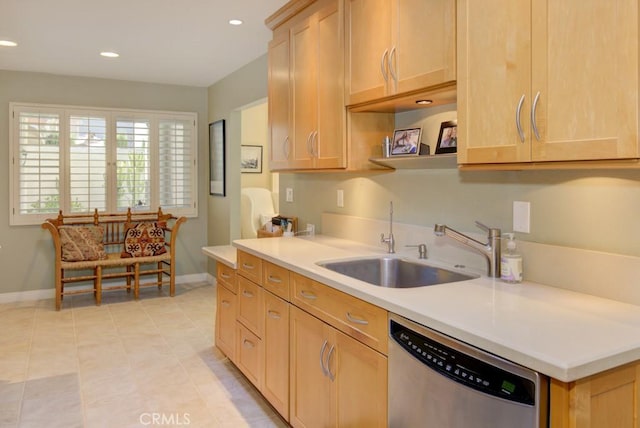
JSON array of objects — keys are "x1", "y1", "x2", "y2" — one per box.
[{"x1": 0, "y1": 273, "x2": 210, "y2": 305}]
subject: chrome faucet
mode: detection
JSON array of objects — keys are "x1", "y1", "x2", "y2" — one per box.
[
  {"x1": 406, "y1": 244, "x2": 428, "y2": 259},
  {"x1": 434, "y1": 221, "x2": 501, "y2": 277},
  {"x1": 380, "y1": 201, "x2": 395, "y2": 254}
]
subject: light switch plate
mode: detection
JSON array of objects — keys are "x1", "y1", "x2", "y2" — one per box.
[
  {"x1": 513, "y1": 201, "x2": 530, "y2": 233},
  {"x1": 337, "y1": 189, "x2": 344, "y2": 208},
  {"x1": 286, "y1": 188, "x2": 293, "y2": 202}
]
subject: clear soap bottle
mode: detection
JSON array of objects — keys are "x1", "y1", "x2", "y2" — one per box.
[{"x1": 501, "y1": 233, "x2": 523, "y2": 283}]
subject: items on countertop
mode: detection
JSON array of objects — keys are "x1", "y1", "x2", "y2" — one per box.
[{"x1": 501, "y1": 233, "x2": 523, "y2": 283}]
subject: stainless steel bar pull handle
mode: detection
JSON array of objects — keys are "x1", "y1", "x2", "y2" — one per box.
[
  {"x1": 319, "y1": 340, "x2": 329, "y2": 376},
  {"x1": 242, "y1": 262, "x2": 254, "y2": 270},
  {"x1": 243, "y1": 339, "x2": 255, "y2": 348},
  {"x1": 515, "y1": 94, "x2": 526, "y2": 143},
  {"x1": 220, "y1": 272, "x2": 231, "y2": 279},
  {"x1": 388, "y1": 46, "x2": 398, "y2": 83},
  {"x1": 531, "y1": 91, "x2": 541, "y2": 141},
  {"x1": 346, "y1": 312, "x2": 369, "y2": 325},
  {"x1": 283, "y1": 136, "x2": 290, "y2": 160},
  {"x1": 267, "y1": 310, "x2": 281, "y2": 320},
  {"x1": 326, "y1": 345, "x2": 336, "y2": 381},
  {"x1": 380, "y1": 49, "x2": 389, "y2": 82},
  {"x1": 312, "y1": 130, "x2": 318, "y2": 157},
  {"x1": 221, "y1": 300, "x2": 231, "y2": 307},
  {"x1": 306, "y1": 131, "x2": 314, "y2": 155},
  {"x1": 242, "y1": 290, "x2": 253, "y2": 298}
]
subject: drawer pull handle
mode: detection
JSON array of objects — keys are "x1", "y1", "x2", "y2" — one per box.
[
  {"x1": 300, "y1": 290, "x2": 317, "y2": 300},
  {"x1": 220, "y1": 272, "x2": 231, "y2": 279},
  {"x1": 243, "y1": 339, "x2": 255, "y2": 349},
  {"x1": 346, "y1": 312, "x2": 369, "y2": 325},
  {"x1": 242, "y1": 290, "x2": 254, "y2": 298},
  {"x1": 268, "y1": 275, "x2": 282, "y2": 284},
  {"x1": 267, "y1": 310, "x2": 281, "y2": 320},
  {"x1": 221, "y1": 300, "x2": 231, "y2": 307},
  {"x1": 242, "y1": 262, "x2": 255, "y2": 270}
]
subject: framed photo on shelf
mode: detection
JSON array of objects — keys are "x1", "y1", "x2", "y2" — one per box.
[
  {"x1": 391, "y1": 127, "x2": 422, "y2": 156},
  {"x1": 435, "y1": 120, "x2": 457, "y2": 154},
  {"x1": 240, "y1": 145, "x2": 263, "y2": 173},
  {"x1": 209, "y1": 119, "x2": 225, "y2": 196}
]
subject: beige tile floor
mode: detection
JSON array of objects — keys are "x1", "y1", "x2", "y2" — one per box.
[{"x1": 0, "y1": 282, "x2": 288, "y2": 428}]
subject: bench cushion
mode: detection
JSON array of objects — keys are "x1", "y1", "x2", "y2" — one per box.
[
  {"x1": 60, "y1": 225, "x2": 106, "y2": 262},
  {"x1": 121, "y1": 221, "x2": 167, "y2": 258}
]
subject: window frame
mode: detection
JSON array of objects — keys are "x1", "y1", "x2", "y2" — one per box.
[{"x1": 10, "y1": 102, "x2": 198, "y2": 226}]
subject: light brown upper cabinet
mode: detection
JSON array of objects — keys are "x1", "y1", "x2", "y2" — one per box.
[
  {"x1": 267, "y1": 0, "x2": 346, "y2": 170},
  {"x1": 457, "y1": 0, "x2": 639, "y2": 165},
  {"x1": 345, "y1": 0, "x2": 456, "y2": 106}
]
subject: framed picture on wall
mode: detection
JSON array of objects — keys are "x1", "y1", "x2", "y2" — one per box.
[
  {"x1": 209, "y1": 119, "x2": 225, "y2": 196},
  {"x1": 241, "y1": 145, "x2": 263, "y2": 173}
]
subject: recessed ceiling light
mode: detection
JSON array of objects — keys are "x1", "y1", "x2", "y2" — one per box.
[
  {"x1": 100, "y1": 51, "x2": 120, "y2": 58},
  {"x1": 229, "y1": 19, "x2": 243, "y2": 26},
  {"x1": 416, "y1": 99, "x2": 433, "y2": 105},
  {"x1": 0, "y1": 40, "x2": 18, "y2": 47}
]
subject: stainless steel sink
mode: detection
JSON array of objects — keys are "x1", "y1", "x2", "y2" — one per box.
[{"x1": 318, "y1": 257, "x2": 478, "y2": 288}]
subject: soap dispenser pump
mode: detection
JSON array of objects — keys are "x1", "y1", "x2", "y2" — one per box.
[{"x1": 501, "y1": 233, "x2": 523, "y2": 283}]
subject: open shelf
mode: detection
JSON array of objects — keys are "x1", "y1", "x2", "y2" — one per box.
[{"x1": 368, "y1": 153, "x2": 458, "y2": 170}]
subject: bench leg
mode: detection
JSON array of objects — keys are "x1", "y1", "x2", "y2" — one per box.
[
  {"x1": 55, "y1": 269, "x2": 63, "y2": 311},
  {"x1": 134, "y1": 263, "x2": 140, "y2": 300},
  {"x1": 126, "y1": 265, "x2": 132, "y2": 293},
  {"x1": 95, "y1": 266, "x2": 102, "y2": 306},
  {"x1": 157, "y1": 262, "x2": 163, "y2": 290},
  {"x1": 170, "y1": 260, "x2": 176, "y2": 297}
]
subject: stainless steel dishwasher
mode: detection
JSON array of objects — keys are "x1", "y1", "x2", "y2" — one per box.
[{"x1": 388, "y1": 314, "x2": 548, "y2": 428}]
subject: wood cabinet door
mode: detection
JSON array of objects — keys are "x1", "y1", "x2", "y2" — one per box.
[
  {"x1": 236, "y1": 322, "x2": 263, "y2": 389},
  {"x1": 345, "y1": 0, "x2": 392, "y2": 105},
  {"x1": 290, "y1": 11, "x2": 318, "y2": 169},
  {"x1": 215, "y1": 285, "x2": 237, "y2": 362},
  {"x1": 313, "y1": 0, "x2": 346, "y2": 169},
  {"x1": 268, "y1": 29, "x2": 292, "y2": 170},
  {"x1": 530, "y1": 0, "x2": 639, "y2": 161},
  {"x1": 393, "y1": 0, "x2": 456, "y2": 95},
  {"x1": 290, "y1": 306, "x2": 333, "y2": 428},
  {"x1": 263, "y1": 291, "x2": 290, "y2": 420},
  {"x1": 237, "y1": 276, "x2": 263, "y2": 337},
  {"x1": 333, "y1": 330, "x2": 388, "y2": 428},
  {"x1": 457, "y1": 0, "x2": 532, "y2": 164}
]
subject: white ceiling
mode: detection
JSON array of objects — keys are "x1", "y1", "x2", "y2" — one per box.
[{"x1": 0, "y1": 0, "x2": 289, "y2": 87}]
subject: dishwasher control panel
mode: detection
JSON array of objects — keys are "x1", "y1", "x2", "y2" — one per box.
[{"x1": 390, "y1": 319, "x2": 536, "y2": 405}]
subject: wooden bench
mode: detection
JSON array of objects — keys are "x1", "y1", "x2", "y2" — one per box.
[{"x1": 42, "y1": 208, "x2": 187, "y2": 310}]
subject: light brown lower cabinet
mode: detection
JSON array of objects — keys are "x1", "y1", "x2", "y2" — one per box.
[
  {"x1": 263, "y1": 290, "x2": 290, "y2": 418},
  {"x1": 215, "y1": 285, "x2": 237, "y2": 362},
  {"x1": 550, "y1": 361, "x2": 640, "y2": 428},
  {"x1": 290, "y1": 306, "x2": 387, "y2": 428},
  {"x1": 236, "y1": 322, "x2": 263, "y2": 388}
]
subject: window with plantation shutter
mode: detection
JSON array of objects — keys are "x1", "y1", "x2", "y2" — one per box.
[
  {"x1": 116, "y1": 118, "x2": 151, "y2": 211},
  {"x1": 10, "y1": 103, "x2": 198, "y2": 226},
  {"x1": 14, "y1": 108, "x2": 62, "y2": 216},
  {"x1": 158, "y1": 118, "x2": 195, "y2": 211}
]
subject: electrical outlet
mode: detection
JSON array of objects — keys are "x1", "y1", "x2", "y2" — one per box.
[
  {"x1": 306, "y1": 224, "x2": 315, "y2": 236},
  {"x1": 286, "y1": 187, "x2": 294, "y2": 202},
  {"x1": 337, "y1": 189, "x2": 344, "y2": 208},
  {"x1": 513, "y1": 201, "x2": 530, "y2": 233}
]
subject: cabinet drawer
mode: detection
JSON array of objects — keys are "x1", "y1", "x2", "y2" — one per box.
[
  {"x1": 215, "y1": 285, "x2": 237, "y2": 362},
  {"x1": 216, "y1": 263, "x2": 237, "y2": 293},
  {"x1": 238, "y1": 276, "x2": 264, "y2": 337},
  {"x1": 236, "y1": 322, "x2": 263, "y2": 389},
  {"x1": 263, "y1": 262, "x2": 290, "y2": 301},
  {"x1": 237, "y1": 250, "x2": 263, "y2": 285},
  {"x1": 292, "y1": 272, "x2": 388, "y2": 354},
  {"x1": 263, "y1": 291, "x2": 290, "y2": 420}
]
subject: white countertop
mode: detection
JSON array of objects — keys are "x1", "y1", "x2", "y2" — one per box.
[
  {"x1": 202, "y1": 245, "x2": 237, "y2": 268},
  {"x1": 230, "y1": 235, "x2": 640, "y2": 382}
]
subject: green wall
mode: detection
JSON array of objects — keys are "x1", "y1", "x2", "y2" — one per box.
[{"x1": 0, "y1": 70, "x2": 209, "y2": 295}]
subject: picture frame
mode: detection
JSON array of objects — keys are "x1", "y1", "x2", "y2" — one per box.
[
  {"x1": 391, "y1": 127, "x2": 422, "y2": 156},
  {"x1": 209, "y1": 119, "x2": 225, "y2": 196},
  {"x1": 435, "y1": 120, "x2": 458, "y2": 154},
  {"x1": 241, "y1": 145, "x2": 263, "y2": 173}
]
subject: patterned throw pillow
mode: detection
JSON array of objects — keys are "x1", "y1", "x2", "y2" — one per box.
[
  {"x1": 121, "y1": 222, "x2": 167, "y2": 258},
  {"x1": 60, "y1": 226, "x2": 106, "y2": 262}
]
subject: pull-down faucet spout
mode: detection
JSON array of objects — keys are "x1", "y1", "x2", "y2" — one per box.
[{"x1": 434, "y1": 221, "x2": 501, "y2": 278}]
